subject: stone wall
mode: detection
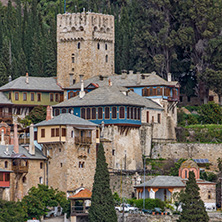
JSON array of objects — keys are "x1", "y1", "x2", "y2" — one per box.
[{"x1": 152, "y1": 143, "x2": 222, "y2": 170}]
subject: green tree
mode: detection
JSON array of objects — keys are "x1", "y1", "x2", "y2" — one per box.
[
  {"x1": 22, "y1": 184, "x2": 68, "y2": 220},
  {"x1": 178, "y1": 171, "x2": 209, "y2": 222},
  {"x1": 0, "y1": 61, "x2": 8, "y2": 87},
  {"x1": 0, "y1": 199, "x2": 26, "y2": 222},
  {"x1": 170, "y1": 158, "x2": 186, "y2": 176},
  {"x1": 89, "y1": 143, "x2": 117, "y2": 222}
]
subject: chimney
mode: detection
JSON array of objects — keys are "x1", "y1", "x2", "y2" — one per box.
[
  {"x1": 129, "y1": 70, "x2": 133, "y2": 75},
  {"x1": 46, "y1": 106, "x2": 52, "y2": 121},
  {"x1": 29, "y1": 124, "x2": 35, "y2": 155},
  {"x1": 6, "y1": 144, "x2": 9, "y2": 153},
  {"x1": 69, "y1": 73, "x2": 74, "y2": 86},
  {"x1": 79, "y1": 74, "x2": 85, "y2": 99},
  {"x1": 25, "y1": 73, "x2": 29, "y2": 84},
  {"x1": 121, "y1": 70, "x2": 127, "y2": 79},
  {"x1": 167, "y1": 73, "x2": 172, "y2": 82},
  {"x1": 1, "y1": 129, "x2": 5, "y2": 145},
  {"x1": 13, "y1": 123, "x2": 19, "y2": 153},
  {"x1": 137, "y1": 72, "x2": 140, "y2": 85},
  {"x1": 8, "y1": 75, "x2": 12, "y2": 83},
  {"x1": 108, "y1": 79, "x2": 112, "y2": 86}
]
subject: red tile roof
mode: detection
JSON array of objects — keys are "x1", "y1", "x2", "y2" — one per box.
[{"x1": 69, "y1": 189, "x2": 92, "y2": 199}]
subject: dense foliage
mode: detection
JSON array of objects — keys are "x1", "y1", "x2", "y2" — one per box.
[
  {"x1": 89, "y1": 143, "x2": 117, "y2": 222},
  {"x1": 1, "y1": 0, "x2": 222, "y2": 99},
  {"x1": 178, "y1": 171, "x2": 209, "y2": 222},
  {"x1": 0, "y1": 199, "x2": 26, "y2": 222},
  {"x1": 22, "y1": 184, "x2": 68, "y2": 220},
  {"x1": 128, "y1": 198, "x2": 165, "y2": 210}
]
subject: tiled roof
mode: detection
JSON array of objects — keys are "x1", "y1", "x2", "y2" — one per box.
[
  {"x1": 66, "y1": 72, "x2": 178, "y2": 89},
  {"x1": 35, "y1": 113, "x2": 98, "y2": 127},
  {"x1": 135, "y1": 176, "x2": 185, "y2": 188},
  {"x1": 0, "y1": 92, "x2": 13, "y2": 105},
  {"x1": 0, "y1": 76, "x2": 63, "y2": 92},
  {"x1": 54, "y1": 86, "x2": 162, "y2": 110},
  {"x1": 69, "y1": 189, "x2": 92, "y2": 199},
  {"x1": 0, "y1": 145, "x2": 46, "y2": 160}
]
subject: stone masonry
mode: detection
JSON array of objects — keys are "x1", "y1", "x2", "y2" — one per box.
[{"x1": 57, "y1": 12, "x2": 115, "y2": 88}]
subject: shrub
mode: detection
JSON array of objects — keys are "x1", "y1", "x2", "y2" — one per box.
[{"x1": 128, "y1": 198, "x2": 165, "y2": 210}]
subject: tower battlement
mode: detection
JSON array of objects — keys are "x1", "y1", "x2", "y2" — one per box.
[
  {"x1": 57, "y1": 12, "x2": 114, "y2": 42},
  {"x1": 57, "y1": 12, "x2": 115, "y2": 88}
]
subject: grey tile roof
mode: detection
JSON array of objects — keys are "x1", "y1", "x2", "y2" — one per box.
[
  {"x1": 135, "y1": 176, "x2": 185, "y2": 188},
  {"x1": 0, "y1": 145, "x2": 46, "y2": 160},
  {"x1": 0, "y1": 168, "x2": 13, "y2": 172},
  {"x1": 0, "y1": 76, "x2": 63, "y2": 92},
  {"x1": 54, "y1": 86, "x2": 162, "y2": 109},
  {"x1": 0, "y1": 92, "x2": 13, "y2": 105},
  {"x1": 66, "y1": 72, "x2": 178, "y2": 89},
  {"x1": 35, "y1": 113, "x2": 98, "y2": 127}
]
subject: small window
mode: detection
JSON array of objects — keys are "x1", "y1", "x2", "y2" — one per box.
[
  {"x1": 96, "y1": 129, "x2": 99, "y2": 138},
  {"x1": 105, "y1": 107, "x2": 110, "y2": 119},
  {"x1": 152, "y1": 116, "x2": 154, "y2": 123},
  {"x1": 59, "y1": 148, "x2": 61, "y2": 152},
  {"x1": 137, "y1": 108, "x2": 141, "y2": 120},
  {"x1": 134, "y1": 107, "x2": 137, "y2": 119},
  {"x1": 127, "y1": 107, "x2": 130, "y2": 119},
  {"x1": 51, "y1": 128, "x2": 55, "y2": 137},
  {"x1": 98, "y1": 107, "x2": 103, "y2": 119},
  {"x1": 5, "y1": 161, "x2": 8, "y2": 168},
  {"x1": 23, "y1": 92, "x2": 27, "y2": 101},
  {"x1": 62, "y1": 128, "x2": 66, "y2": 137},
  {"x1": 185, "y1": 170, "x2": 187, "y2": 178},
  {"x1": 92, "y1": 108, "x2": 96, "y2": 120},
  {"x1": 55, "y1": 109, "x2": 60, "y2": 116},
  {"x1": 40, "y1": 162, "x2": 43, "y2": 169},
  {"x1": 112, "y1": 149, "x2": 115, "y2": 156},
  {"x1": 79, "y1": 161, "x2": 85, "y2": 168},
  {"x1": 158, "y1": 114, "x2": 161, "y2": 123},
  {"x1": 68, "y1": 108, "x2": 73, "y2": 114},
  {"x1": 86, "y1": 108, "x2": 91, "y2": 120},
  {"x1": 37, "y1": 93, "x2": 41, "y2": 102},
  {"x1": 56, "y1": 128, "x2": 59, "y2": 137},
  {"x1": 112, "y1": 107, "x2": 117, "y2": 119},
  {"x1": 180, "y1": 96, "x2": 183, "y2": 102},
  {"x1": 119, "y1": 107, "x2": 125, "y2": 119},
  {"x1": 15, "y1": 92, "x2": 19, "y2": 101},
  {"x1": 55, "y1": 94, "x2": 59, "y2": 102},
  {"x1": 187, "y1": 96, "x2": 191, "y2": 102},
  {"x1": 22, "y1": 176, "x2": 26, "y2": 183},
  {"x1": 31, "y1": 93, "x2": 35, "y2": 101},
  {"x1": 131, "y1": 107, "x2": 134, "y2": 119},
  {"x1": 41, "y1": 129, "x2": 45, "y2": 138},
  {"x1": 0, "y1": 173, "x2": 3, "y2": 181},
  {"x1": 34, "y1": 131, "x2": 37, "y2": 140},
  {"x1": 39, "y1": 177, "x2": 43, "y2": 184},
  {"x1": 146, "y1": 111, "x2": 149, "y2": 123},
  {"x1": 72, "y1": 55, "x2": 75, "y2": 63},
  {"x1": 62, "y1": 108, "x2": 66, "y2": 113},
  {"x1": 97, "y1": 43, "x2": 100, "y2": 49},
  {"x1": 50, "y1": 93, "x2": 54, "y2": 102},
  {"x1": 9, "y1": 92, "x2": 11, "y2": 99},
  {"x1": 105, "y1": 55, "x2": 108, "y2": 63},
  {"x1": 78, "y1": 42, "x2": 81, "y2": 49},
  {"x1": 105, "y1": 43, "x2": 107, "y2": 50},
  {"x1": 88, "y1": 148, "x2": 90, "y2": 154},
  {"x1": 81, "y1": 108, "x2": 86, "y2": 119},
  {"x1": 60, "y1": 163, "x2": 63, "y2": 167},
  {"x1": 150, "y1": 88, "x2": 153, "y2": 96}
]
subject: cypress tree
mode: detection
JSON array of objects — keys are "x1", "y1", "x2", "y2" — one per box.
[
  {"x1": 178, "y1": 171, "x2": 209, "y2": 222},
  {"x1": 88, "y1": 143, "x2": 117, "y2": 222}
]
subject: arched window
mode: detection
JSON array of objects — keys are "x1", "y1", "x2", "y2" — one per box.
[
  {"x1": 97, "y1": 43, "x2": 100, "y2": 49},
  {"x1": 105, "y1": 43, "x2": 107, "y2": 50},
  {"x1": 119, "y1": 107, "x2": 125, "y2": 119},
  {"x1": 78, "y1": 42, "x2": 81, "y2": 49},
  {"x1": 131, "y1": 107, "x2": 134, "y2": 119},
  {"x1": 98, "y1": 107, "x2": 103, "y2": 119},
  {"x1": 39, "y1": 177, "x2": 43, "y2": 184},
  {"x1": 55, "y1": 109, "x2": 60, "y2": 116},
  {"x1": 72, "y1": 54, "x2": 75, "y2": 63},
  {"x1": 81, "y1": 108, "x2": 85, "y2": 119},
  {"x1": 105, "y1": 107, "x2": 110, "y2": 119},
  {"x1": 86, "y1": 108, "x2": 91, "y2": 120},
  {"x1": 127, "y1": 107, "x2": 130, "y2": 119},
  {"x1": 185, "y1": 170, "x2": 187, "y2": 178},
  {"x1": 92, "y1": 108, "x2": 96, "y2": 120},
  {"x1": 112, "y1": 107, "x2": 117, "y2": 119},
  {"x1": 5, "y1": 161, "x2": 8, "y2": 168},
  {"x1": 105, "y1": 55, "x2": 108, "y2": 63},
  {"x1": 22, "y1": 176, "x2": 27, "y2": 183}
]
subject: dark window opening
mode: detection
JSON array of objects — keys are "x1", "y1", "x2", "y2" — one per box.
[
  {"x1": 37, "y1": 93, "x2": 41, "y2": 102},
  {"x1": 119, "y1": 107, "x2": 125, "y2": 119},
  {"x1": 31, "y1": 93, "x2": 35, "y2": 101},
  {"x1": 86, "y1": 108, "x2": 91, "y2": 120},
  {"x1": 78, "y1": 42, "x2": 81, "y2": 49},
  {"x1": 40, "y1": 162, "x2": 43, "y2": 169},
  {"x1": 158, "y1": 114, "x2": 161, "y2": 123},
  {"x1": 97, "y1": 43, "x2": 100, "y2": 49},
  {"x1": 81, "y1": 108, "x2": 85, "y2": 119},
  {"x1": 5, "y1": 161, "x2": 8, "y2": 168},
  {"x1": 92, "y1": 108, "x2": 96, "y2": 120},
  {"x1": 41, "y1": 129, "x2": 45, "y2": 138},
  {"x1": 105, "y1": 107, "x2": 110, "y2": 119},
  {"x1": 127, "y1": 107, "x2": 130, "y2": 119},
  {"x1": 112, "y1": 107, "x2": 117, "y2": 119},
  {"x1": 105, "y1": 44, "x2": 107, "y2": 50},
  {"x1": 55, "y1": 109, "x2": 60, "y2": 116},
  {"x1": 56, "y1": 128, "x2": 59, "y2": 137},
  {"x1": 50, "y1": 93, "x2": 54, "y2": 102},
  {"x1": 62, "y1": 128, "x2": 66, "y2": 137},
  {"x1": 98, "y1": 107, "x2": 103, "y2": 119},
  {"x1": 105, "y1": 55, "x2": 108, "y2": 63},
  {"x1": 23, "y1": 93, "x2": 27, "y2": 101}
]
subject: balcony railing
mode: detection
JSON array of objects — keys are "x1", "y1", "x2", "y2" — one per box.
[
  {"x1": 12, "y1": 165, "x2": 28, "y2": 173},
  {"x1": 75, "y1": 136, "x2": 92, "y2": 145},
  {"x1": 71, "y1": 206, "x2": 90, "y2": 216},
  {"x1": 0, "y1": 112, "x2": 12, "y2": 119},
  {"x1": 18, "y1": 138, "x2": 30, "y2": 144}
]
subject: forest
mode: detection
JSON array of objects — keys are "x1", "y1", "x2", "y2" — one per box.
[{"x1": 1, "y1": 0, "x2": 222, "y2": 98}]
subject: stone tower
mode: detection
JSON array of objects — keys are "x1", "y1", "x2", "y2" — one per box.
[{"x1": 57, "y1": 12, "x2": 115, "y2": 88}]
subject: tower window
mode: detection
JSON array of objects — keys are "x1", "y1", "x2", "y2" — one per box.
[
  {"x1": 78, "y1": 42, "x2": 81, "y2": 49},
  {"x1": 40, "y1": 162, "x2": 43, "y2": 169},
  {"x1": 72, "y1": 54, "x2": 75, "y2": 63},
  {"x1": 106, "y1": 55, "x2": 108, "y2": 63},
  {"x1": 97, "y1": 43, "x2": 100, "y2": 49},
  {"x1": 5, "y1": 161, "x2": 8, "y2": 168},
  {"x1": 105, "y1": 44, "x2": 107, "y2": 50}
]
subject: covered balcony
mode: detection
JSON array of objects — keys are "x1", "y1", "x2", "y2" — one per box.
[
  {"x1": 12, "y1": 156, "x2": 29, "y2": 173},
  {"x1": 75, "y1": 130, "x2": 92, "y2": 145}
]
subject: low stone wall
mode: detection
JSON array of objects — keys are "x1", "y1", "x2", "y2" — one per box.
[
  {"x1": 117, "y1": 213, "x2": 222, "y2": 222},
  {"x1": 152, "y1": 143, "x2": 222, "y2": 170}
]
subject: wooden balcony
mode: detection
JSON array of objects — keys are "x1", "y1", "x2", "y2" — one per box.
[
  {"x1": 0, "y1": 112, "x2": 12, "y2": 120},
  {"x1": 12, "y1": 159, "x2": 29, "y2": 173},
  {"x1": 71, "y1": 206, "x2": 90, "y2": 216},
  {"x1": 75, "y1": 136, "x2": 92, "y2": 145},
  {"x1": 18, "y1": 138, "x2": 30, "y2": 144}
]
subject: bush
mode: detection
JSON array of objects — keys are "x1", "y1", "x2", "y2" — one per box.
[{"x1": 127, "y1": 198, "x2": 165, "y2": 210}]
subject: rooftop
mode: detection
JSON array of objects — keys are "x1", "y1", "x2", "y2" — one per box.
[
  {"x1": 69, "y1": 189, "x2": 92, "y2": 199},
  {"x1": 54, "y1": 85, "x2": 162, "y2": 110},
  {"x1": 0, "y1": 76, "x2": 63, "y2": 92},
  {"x1": 35, "y1": 113, "x2": 98, "y2": 127},
  {"x1": 0, "y1": 92, "x2": 13, "y2": 105}
]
